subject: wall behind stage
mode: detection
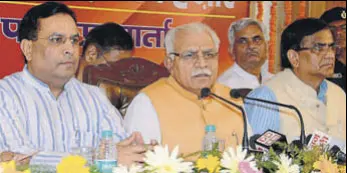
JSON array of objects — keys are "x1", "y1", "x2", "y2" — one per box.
[{"x1": 0, "y1": 1, "x2": 249, "y2": 79}]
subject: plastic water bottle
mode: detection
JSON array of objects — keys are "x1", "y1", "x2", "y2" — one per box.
[
  {"x1": 95, "y1": 130, "x2": 117, "y2": 173},
  {"x1": 202, "y1": 125, "x2": 218, "y2": 151}
]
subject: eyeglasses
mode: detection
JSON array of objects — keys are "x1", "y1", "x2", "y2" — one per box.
[
  {"x1": 169, "y1": 50, "x2": 219, "y2": 62},
  {"x1": 295, "y1": 43, "x2": 336, "y2": 55},
  {"x1": 37, "y1": 34, "x2": 83, "y2": 46}
]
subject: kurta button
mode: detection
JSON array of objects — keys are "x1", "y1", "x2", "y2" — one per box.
[{"x1": 316, "y1": 104, "x2": 320, "y2": 108}]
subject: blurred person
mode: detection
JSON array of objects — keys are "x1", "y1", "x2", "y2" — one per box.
[
  {"x1": 321, "y1": 7, "x2": 346, "y2": 92},
  {"x1": 76, "y1": 22, "x2": 134, "y2": 81}
]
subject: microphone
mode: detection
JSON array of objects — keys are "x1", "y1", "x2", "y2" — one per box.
[
  {"x1": 249, "y1": 134, "x2": 261, "y2": 150},
  {"x1": 230, "y1": 89, "x2": 306, "y2": 147},
  {"x1": 200, "y1": 88, "x2": 249, "y2": 150},
  {"x1": 330, "y1": 145, "x2": 346, "y2": 165},
  {"x1": 254, "y1": 129, "x2": 288, "y2": 153},
  {"x1": 307, "y1": 130, "x2": 331, "y2": 149}
]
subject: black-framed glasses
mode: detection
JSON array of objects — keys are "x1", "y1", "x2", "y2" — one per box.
[
  {"x1": 295, "y1": 43, "x2": 336, "y2": 55},
  {"x1": 38, "y1": 33, "x2": 83, "y2": 46},
  {"x1": 169, "y1": 50, "x2": 219, "y2": 62}
]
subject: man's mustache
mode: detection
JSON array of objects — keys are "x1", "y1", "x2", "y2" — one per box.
[{"x1": 191, "y1": 69, "x2": 212, "y2": 77}]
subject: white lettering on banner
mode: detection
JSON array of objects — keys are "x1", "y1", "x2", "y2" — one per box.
[{"x1": 0, "y1": 17, "x2": 173, "y2": 49}]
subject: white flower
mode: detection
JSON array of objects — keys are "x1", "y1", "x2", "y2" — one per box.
[
  {"x1": 273, "y1": 153, "x2": 300, "y2": 173},
  {"x1": 144, "y1": 145, "x2": 193, "y2": 173},
  {"x1": 113, "y1": 164, "x2": 143, "y2": 173},
  {"x1": 220, "y1": 145, "x2": 259, "y2": 173}
]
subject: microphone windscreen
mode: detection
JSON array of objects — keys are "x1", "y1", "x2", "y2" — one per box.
[
  {"x1": 200, "y1": 88, "x2": 211, "y2": 99},
  {"x1": 230, "y1": 89, "x2": 241, "y2": 99},
  {"x1": 249, "y1": 134, "x2": 261, "y2": 149},
  {"x1": 305, "y1": 134, "x2": 312, "y2": 145}
]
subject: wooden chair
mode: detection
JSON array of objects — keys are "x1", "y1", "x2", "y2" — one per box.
[{"x1": 82, "y1": 57, "x2": 170, "y2": 115}]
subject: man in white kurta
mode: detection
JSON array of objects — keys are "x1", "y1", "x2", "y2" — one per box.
[{"x1": 218, "y1": 18, "x2": 273, "y2": 89}]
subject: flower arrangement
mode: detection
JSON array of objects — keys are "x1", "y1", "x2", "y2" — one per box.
[
  {"x1": 0, "y1": 161, "x2": 30, "y2": 173},
  {"x1": 25, "y1": 143, "x2": 345, "y2": 173}
]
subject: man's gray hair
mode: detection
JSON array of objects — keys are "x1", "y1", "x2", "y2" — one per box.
[
  {"x1": 228, "y1": 18, "x2": 269, "y2": 49},
  {"x1": 164, "y1": 22, "x2": 220, "y2": 60}
]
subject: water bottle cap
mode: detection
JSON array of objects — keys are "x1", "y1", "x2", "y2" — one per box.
[
  {"x1": 102, "y1": 130, "x2": 113, "y2": 138},
  {"x1": 205, "y1": 125, "x2": 216, "y2": 132}
]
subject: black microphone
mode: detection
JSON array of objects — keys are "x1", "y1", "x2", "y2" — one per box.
[
  {"x1": 254, "y1": 129, "x2": 288, "y2": 153},
  {"x1": 200, "y1": 88, "x2": 249, "y2": 150},
  {"x1": 329, "y1": 145, "x2": 346, "y2": 165},
  {"x1": 230, "y1": 89, "x2": 306, "y2": 147},
  {"x1": 249, "y1": 134, "x2": 262, "y2": 149}
]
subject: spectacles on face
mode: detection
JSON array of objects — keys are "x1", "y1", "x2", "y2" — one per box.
[
  {"x1": 295, "y1": 42, "x2": 336, "y2": 55},
  {"x1": 37, "y1": 33, "x2": 83, "y2": 46},
  {"x1": 169, "y1": 50, "x2": 219, "y2": 62}
]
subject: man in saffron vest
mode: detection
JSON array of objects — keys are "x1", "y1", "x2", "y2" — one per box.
[
  {"x1": 124, "y1": 23, "x2": 246, "y2": 157},
  {"x1": 245, "y1": 18, "x2": 346, "y2": 145}
]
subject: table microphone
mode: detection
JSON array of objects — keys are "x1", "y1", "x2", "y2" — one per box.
[
  {"x1": 230, "y1": 89, "x2": 306, "y2": 147},
  {"x1": 200, "y1": 88, "x2": 249, "y2": 150}
]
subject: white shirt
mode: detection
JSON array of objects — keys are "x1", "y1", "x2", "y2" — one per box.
[
  {"x1": 217, "y1": 63, "x2": 273, "y2": 89},
  {"x1": 124, "y1": 93, "x2": 161, "y2": 144},
  {"x1": 0, "y1": 66, "x2": 127, "y2": 166}
]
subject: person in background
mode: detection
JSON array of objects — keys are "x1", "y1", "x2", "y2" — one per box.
[
  {"x1": 0, "y1": 2, "x2": 148, "y2": 167},
  {"x1": 245, "y1": 18, "x2": 346, "y2": 145},
  {"x1": 76, "y1": 22, "x2": 134, "y2": 81},
  {"x1": 124, "y1": 22, "x2": 248, "y2": 158},
  {"x1": 218, "y1": 18, "x2": 273, "y2": 90},
  {"x1": 320, "y1": 7, "x2": 346, "y2": 92}
]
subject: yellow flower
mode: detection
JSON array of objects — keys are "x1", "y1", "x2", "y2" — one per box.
[
  {"x1": 196, "y1": 155, "x2": 220, "y2": 173},
  {"x1": 313, "y1": 155, "x2": 339, "y2": 173},
  {"x1": 56, "y1": 155, "x2": 90, "y2": 173},
  {"x1": 0, "y1": 160, "x2": 31, "y2": 173},
  {"x1": 337, "y1": 165, "x2": 346, "y2": 173},
  {"x1": 0, "y1": 161, "x2": 16, "y2": 170}
]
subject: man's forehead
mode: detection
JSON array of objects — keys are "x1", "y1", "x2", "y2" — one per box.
[
  {"x1": 37, "y1": 14, "x2": 78, "y2": 36},
  {"x1": 235, "y1": 24, "x2": 264, "y2": 38},
  {"x1": 302, "y1": 29, "x2": 334, "y2": 44}
]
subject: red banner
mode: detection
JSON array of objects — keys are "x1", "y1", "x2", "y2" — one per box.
[{"x1": 0, "y1": 1, "x2": 249, "y2": 78}]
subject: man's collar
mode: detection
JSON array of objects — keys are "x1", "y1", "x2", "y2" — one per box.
[
  {"x1": 22, "y1": 65, "x2": 74, "y2": 93},
  {"x1": 283, "y1": 69, "x2": 328, "y2": 103}
]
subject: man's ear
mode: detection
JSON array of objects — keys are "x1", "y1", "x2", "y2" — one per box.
[
  {"x1": 287, "y1": 49, "x2": 300, "y2": 68},
  {"x1": 228, "y1": 46, "x2": 235, "y2": 60},
  {"x1": 164, "y1": 56, "x2": 174, "y2": 72},
  {"x1": 84, "y1": 45, "x2": 98, "y2": 63},
  {"x1": 20, "y1": 39, "x2": 33, "y2": 62}
]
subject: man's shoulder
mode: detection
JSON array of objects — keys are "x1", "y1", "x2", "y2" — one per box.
[
  {"x1": 69, "y1": 78, "x2": 106, "y2": 96},
  {"x1": 141, "y1": 77, "x2": 169, "y2": 93},
  {"x1": 326, "y1": 79, "x2": 346, "y2": 97},
  {"x1": 217, "y1": 66, "x2": 236, "y2": 82},
  {"x1": 0, "y1": 72, "x2": 23, "y2": 92}
]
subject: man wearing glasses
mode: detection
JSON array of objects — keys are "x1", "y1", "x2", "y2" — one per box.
[
  {"x1": 245, "y1": 18, "x2": 346, "y2": 144},
  {"x1": 125, "y1": 23, "x2": 246, "y2": 158},
  {"x1": 321, "y1": 7, "x2": 346, "y2": 92},
  {"x1": 0, "y1": 2, "x2": 149, "y2": 167},
  {"x1": 218, "y1": 18, "x2": 273, "y2": 89}
]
